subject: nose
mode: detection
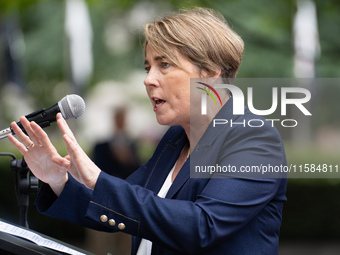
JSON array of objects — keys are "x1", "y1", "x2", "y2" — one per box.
[{"x1": 144, "y1": 68, "x2": 160, "y2": 88}]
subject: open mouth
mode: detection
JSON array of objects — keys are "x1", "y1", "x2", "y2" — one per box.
[{"x1": 152, "y1": 97, "x2": 166, "y2": 109}]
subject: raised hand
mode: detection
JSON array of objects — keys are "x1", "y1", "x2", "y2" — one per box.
[
  {"x1": 8, "y1": 116, "x2": 68, "y2": 196},
  {"x1": 52, "y1": 113, "x2": 101, "y2": 190}
]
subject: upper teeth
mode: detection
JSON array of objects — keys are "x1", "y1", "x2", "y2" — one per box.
[{"x1": 154, "y1": 98, "x2": 164, "y2": 107}]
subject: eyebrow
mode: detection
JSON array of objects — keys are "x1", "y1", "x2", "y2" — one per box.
[{"x1": 144, "y1": 56, "x2": 166, "y2": 65}]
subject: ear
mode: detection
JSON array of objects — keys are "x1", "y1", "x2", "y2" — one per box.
[
  {"x1": 200, "y1": 68, "x2": 221, "y2": 79},
  {"x1": 210, "y1": 68, "x2": 222, "y2": 78}
]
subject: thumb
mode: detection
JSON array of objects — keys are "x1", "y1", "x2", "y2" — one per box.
[
  {"x1": 63, "y1": 134, "x2": 81, "y2": 159},
  {"x1": 51, "y1": 155, "x2": 71, "y2": 168}
]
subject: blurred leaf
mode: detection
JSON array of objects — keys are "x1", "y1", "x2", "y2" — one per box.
[{"x1": 0, "y1": 0, "x2": 41, "y2": 15}]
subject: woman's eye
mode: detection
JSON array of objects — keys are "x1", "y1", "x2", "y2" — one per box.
[
  {"x1": 161, "y1": 62, "x2": 170, "y2": 69},
  {"x1": 145, "y1": 66, "x2": 151, "y2": 73}
]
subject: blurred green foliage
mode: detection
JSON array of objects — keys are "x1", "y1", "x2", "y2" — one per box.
[
  {"x1": 0, "y1": 0, "x2": 40, "y2": 14},
  {"x1": 1, "y1": 0, "x2": 339, "y2": 112}
]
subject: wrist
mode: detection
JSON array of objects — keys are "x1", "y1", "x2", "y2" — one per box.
[
  {"x1": 87, "y1": 169, "x2": 101, "y2": 190},
  {"x1": 49, "y1": 173, "x2": 68, "y2": 196}
]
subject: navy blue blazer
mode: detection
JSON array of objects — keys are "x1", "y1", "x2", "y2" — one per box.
[{"x1": 35, "y1": 98, "x2": 287, "y2": 255}]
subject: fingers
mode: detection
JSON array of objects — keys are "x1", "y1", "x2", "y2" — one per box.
[
  {"x1": 63, "y1": 134, "x2": 79, "y2": 158},
  {"x1": 9, "y1": 116, "x2": 57, "y2": 155},
  {"x1": 9, "y1": 113, "x2": 78, "y2": 156},
  {"x1": 9, "y1": 118, "x2": 38, "y2": 153},
  {"x1": 8, "y1": 133, "x2": 27, "y2": 154},
  {"x1": 19, "y1": 116, "x2": 40, "y2": 146},
  {"x1": 62, "y1": 133, "x2": 86, "y2": 173},
  {"x1": 30, "y1": 121, "x2": 53, "y2": 147},
  {"x1": 57, "y1": 113, "x2": 78, "y2": 144},
  {"x1": 62, "y1": 133, "x2": 101, "y2": 189},
  {"x1": 61, "y1": 134, "x2": 83, "y2": 181}
]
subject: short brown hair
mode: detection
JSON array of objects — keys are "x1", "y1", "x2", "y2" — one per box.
[{"x1": 144, "y1": 7, "x2": 244, "y2": 78}]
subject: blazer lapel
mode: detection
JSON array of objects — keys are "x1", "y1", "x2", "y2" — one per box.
[
  {"x1": 144, "y1": 127, "x2": 188, "y2": 195},
  {"x1": 132, "y1": 127, "x2": 188, "y2": 254},
  {"x1": 164, "y1": 100, "x2": 234, "y2": 199},
  {"x1": 166, "y1": 158, "x2": 190, "y2": 199},
  {"x1": 143, "y1": 142, "x2": 178, "y2": 193}
]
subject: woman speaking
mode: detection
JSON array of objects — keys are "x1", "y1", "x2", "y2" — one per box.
[{"x1": 8, "y1": 7, "x2": 287, "y2": 255}]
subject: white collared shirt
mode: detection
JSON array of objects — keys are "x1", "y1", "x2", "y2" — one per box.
[{"x1": 136, "y1": 164, "x2": 175, "y2": 255}]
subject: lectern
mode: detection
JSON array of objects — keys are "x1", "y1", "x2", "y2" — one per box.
[{"x1": 0, "y1": 219, "x2": 94, "y2": 255}]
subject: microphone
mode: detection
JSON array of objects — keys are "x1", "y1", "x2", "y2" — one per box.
[{"x1": 0, "y1": 94, "x2": 86, "y2": 140}]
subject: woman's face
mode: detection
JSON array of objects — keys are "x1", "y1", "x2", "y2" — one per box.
[{"x1": 144, "y1": 45, "x2": 200, "y2": 128}]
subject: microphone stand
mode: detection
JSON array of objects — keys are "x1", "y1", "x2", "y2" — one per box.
[{"x1": 0, "y1": 153, "x2": 39, "y2": 228}]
